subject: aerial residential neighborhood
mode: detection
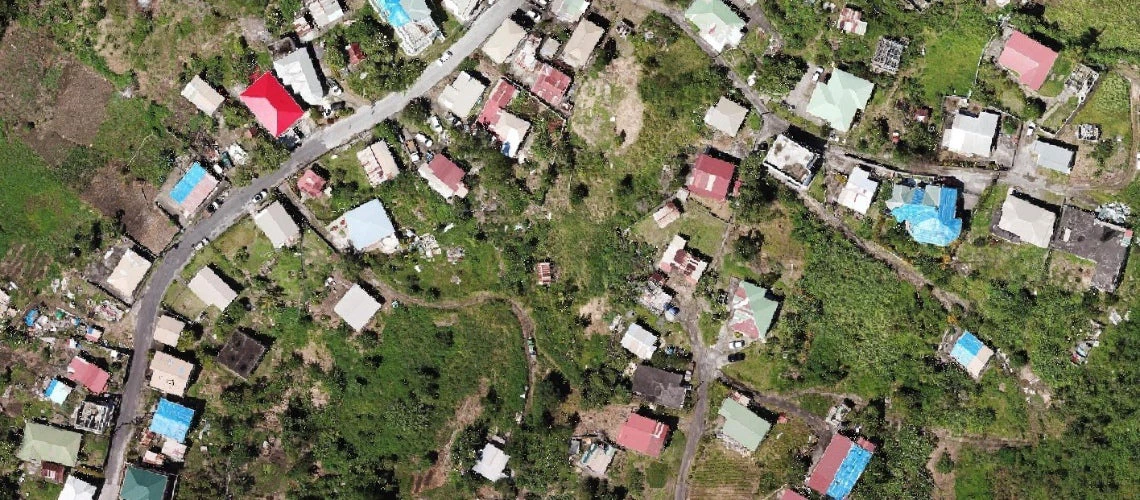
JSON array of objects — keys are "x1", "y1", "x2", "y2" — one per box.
[{"x1": 0, "y1": 0, "x2": 1138, "y2": 498}]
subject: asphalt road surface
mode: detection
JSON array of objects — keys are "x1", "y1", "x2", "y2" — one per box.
[{"x1": 98, "y1": 3, "x2": 523, "y2": 497}]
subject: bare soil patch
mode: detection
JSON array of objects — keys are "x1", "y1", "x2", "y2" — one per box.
[
  {"x1": 0, "y1": 25, "x2": 112, "y2": 164},
  {"x1": 571, "y1": 54, "x2": 644, "y2": 151},
  {"x1": 297, "y1": 341, "x2": 334, "y2": 372},
  {"x1": 81, "y1": 164, "x2": 178, "y2": 253},
  {"x1": 575, "y1": 403, "x2": 639, "y2": 438},
  {"x1": 577, "y1": 296, "x2": 610, "y2": 336}
]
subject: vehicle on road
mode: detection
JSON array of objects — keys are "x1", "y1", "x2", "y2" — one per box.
[
  {"x1": 436, "y1": 50, "x2": 452, "y2": 66},
  {"x1": 207, "y1": 200, "x2": 221, "y2": 213},
  {"x1": 729, "y1": 340, "x2": 745, "y2": 350},
  {"x1": 253, "y1": 190, "x2": 268, "y2": 203},
  {"x1": 193, "y1": 238, "x2": 209, "y2": 251},
  {"x1": 727, "y1": 352, "x2": 746, "y2": 363}
]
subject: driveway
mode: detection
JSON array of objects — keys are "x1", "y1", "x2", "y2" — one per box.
[{"x1": 97, "y1": 1, "x2": 524, "y2": 497}]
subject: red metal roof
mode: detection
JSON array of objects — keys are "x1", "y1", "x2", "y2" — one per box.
[
  {"x1": 997, "y1": 30, "x2": 1058, "y2": 91},
  {"x1": 530, "y1": 64, "x2": 572, "y2": 107},
  {"x1": 477, "y1": 79, "x2": 517, "y2": 127},
  {"x1": 239, "y1": 73, "x2": 304, "y2": 137},
  {"x1": 780, "y1": 490, "x2": 809, "y2": 500},
  {"x1": 428, "y1": 155, "x2": 465, "y2": 192},
  {"x1": 297, "y1": 168, "x2": 326, "y2": 197},
  {"x1": 615, "y1": 413, "x2": 669, "y2": 457},
  {"x1": 806, "y1": 434, "x2": 854, "y2": 495},
  {"x1": 688, "y1": 154, "x2": 736, "y2": 202},
  {"x1": 67, "y1": 357, "x2": 109, "y2": 394}
]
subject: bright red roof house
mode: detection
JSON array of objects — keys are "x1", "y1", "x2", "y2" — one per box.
[
  {"x1": 531, "y1": 64, "x2": 572, "y2": 107},
  {"x1": 67, "y1": 356, "x2": 110, "y2": 394},
  {"x1": 688, "y1": 154, "x2": 736, "y2": 202},
  {"x1": 997, "y1": 30, "x2": 1058, "y2": 91},
  {"x1": 297, "y1": 168, "x2": 327, "y2": 198},
  {"x1": 240, "y1": 73, "x2": 305, "y2": 137},
  {"x1": 615, "y1": 413, "x2": 670, "y2": 458}
]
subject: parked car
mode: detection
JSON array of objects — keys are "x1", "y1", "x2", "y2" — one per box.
[
  {"x1": 253, "y1": 190, "x2": 268, "y2": 203},
  {"x1": 525, "y1": 9, "x2": 540, "y2": 21},
  {"x1": 436, "y1": 50, "x2": 452, "y2": 66},
  {"x1": 414, "y1": 133, "x2": 434, "y2": 148},
  {"x1": 207, "y1": 200, "x2": 221, "y2": 213},
  {"x1": 193, "y1": 238, "x2": 210, "y2": 251},
  {"x1": 729, "y1": 340, "x2": 745, "y2": 350},
  {"x1": 1025, "y1": 122, "x2": 1036, "y2": 136},
  {"x1": 812, "y1": 67, "x2": 823, "y2": 82},
  {"x1": 429, "y1": 115, "x2": 443, "y2": 134},
  {"x1": 727, "y1": 352, "x2": 746, "y2": 363}
]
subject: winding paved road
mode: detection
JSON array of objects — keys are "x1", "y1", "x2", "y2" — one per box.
[{"x1": 98, "y1": 2, "x2": 523, "y2": 497}]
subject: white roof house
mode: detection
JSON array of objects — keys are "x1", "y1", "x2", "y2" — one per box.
[
  {"x1": 59, "y1": 475, "x2": 98, "y2": 500},
  {"x1": 561, "y1": 19, "x2": 605, "y2": 69},
  {"x1": 942, "y1": 111, "x2": 999, "y2": 158},
  {"x1": 1031, "y1": 140, "x2": 1076, "y2": 174},
  {"x1": 106, "y1": 249, "x2": 152, "y2": 300},
  {"x1": 704, "y1": 97, "x2": 748, "y2": 137},
  {"x1": 488, "y1": 111, "x2": 531, "y2": 158},
  {"x1": 334, "y1": 284, "x2": 382, "y2": 331},
  {"x1": 254, "y1": 201, "x2": 301, "y2": 248},
  {"x1": 684, "y1": 0, "x2": 745, "y2": 53},
  {"x1": 997, "y1": 191, "x2": 1056, "y2": 248},
  {"x1": 307, "y1": 0, "x2": 345, "y2": 27},
  {"x1": 763, "y1": 134, "x2": 820, "y2": 190},
  {"x1": 621, "y1": 323, "x2": 658, "y2": 360},
  {"x1": 472, "y1": 443, "x2": 510, "y2": 481},
  {"x1": 329, "y1": 199, "x2": 399, "y2": 253},
  {"x1": 188, "y1": 267, "x2": 238, "y2": 311},
  {"x1": 149, "y1": 351, "x2": 194, "y2": 396},
  {"x1": 837, "y1": 167, "x2": 879, "y2": 215},
  {"x1": 438, "y1": 71, "x2": 487, "y2": 118},
  {"x1": 482, "y1": 20, "x2": 526, "y2": 65},
  {"x1": 153, "y1": 315, "x2": 185, "y2": 348},
  {"x1": 273, "y1": 47, "x2": 326, "y2": 106},
  {"x1": 181, "y1": 76, "x2": 225, "y2": 115},
  {"x1": 443, "y1": 0, "x2": 482, "y2": 23},
  {"x1": 373, "y1": 0, "x2": 440, "y2": 56},
  {"x1": 357, "y1": 141, "x2": 400, "y2": 186},
  {"x1": 551, "y1": 0, "x2": 589, "y2": 22}
]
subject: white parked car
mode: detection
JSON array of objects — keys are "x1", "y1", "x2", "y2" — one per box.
[
  {"x1": 193, "y1": 238, "x2": 210, "y2": 251},
  {"x1": 436, "y1": 50, "x2": 452, "y2": 66},
  {"x1": 729, "y1": 340, "x2": 746, "y2": 350},
  {"x1": 429, "y1": 116, "x2": 443, "y2": 134},
  {"x1": 1025, "y1": 122, "x2": 1036, "y2": 136},
  {"x1": 812, "y1": 67, "x2": 823, "y2": 82}
]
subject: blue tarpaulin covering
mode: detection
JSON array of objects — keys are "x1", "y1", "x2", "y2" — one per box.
[
  {"x1": 170, "y1": 163, "x2": 207, "y2": 204},
  {"x1": 825, "y1": 445, "x2": 873, "y2": 499},
  {"x1": 951, "y1": 331, "x2": 984, "y2": 367},
  {"x1": 890, "y1": 186, "x2": 963, "y2": 246},
  {"x1": 149, "y1": 398, "x2": 195, "y2": 443},
  {"x1": 24, "y1": 309, "x2": 38, "y2": 327},
  {"x1": 44, "y1": 379, "x2": 71, "y2": 404}
]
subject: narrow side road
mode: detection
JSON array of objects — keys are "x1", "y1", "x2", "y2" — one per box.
[{"x1": 97, "y1": 1, "x2": 524, "y2": 497}]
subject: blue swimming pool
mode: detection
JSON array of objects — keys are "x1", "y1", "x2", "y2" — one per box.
[{"x1": 170, "y1": 163, "x2": 207, "y2": 204}]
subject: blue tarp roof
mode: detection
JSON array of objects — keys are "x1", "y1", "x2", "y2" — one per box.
[
  {"x1": 170, "y1": 163, "x2": 208, "y2": 204},
  {"x1": 24, "y1": 309, "x2": 39, "y2": 327},
  {"x1": 149, "y1": 398, "x2": 194, "y2": 443},
  {"x1": 373, "y1": 0, "x2": 411, "y2": 26},
  {"x1": 951, "y1": 331, "x2": 984, "y2": 367},
  {"x1": 825, "y1": 444, "x2": 873, "y2": 500},
  {"x1": 890, "y1": 186, "x2": 962, "y2": 246}
]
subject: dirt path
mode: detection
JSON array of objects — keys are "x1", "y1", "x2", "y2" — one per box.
[{"x1": 363, "y1": 273, "x2": 540, "y2": 413}]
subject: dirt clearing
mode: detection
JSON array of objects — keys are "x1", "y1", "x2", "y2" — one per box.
[
  {"x1": 411, "y1": 383, "x2": 488, "y2": 495},
  {"x1": 81, "y1": 164, "x2": 179, "y2": 253}
]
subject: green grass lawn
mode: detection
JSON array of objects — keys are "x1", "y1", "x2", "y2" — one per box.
[
  {"x1": 917, "y1": 5, "x2": 993, "y2": 103},
  {"x1": 1074, "y1": 72, "x2": 1132, "y2": 138},
  {"x1": 0, "y1": 133, "x2": 99, "y2": 272},
  {"x1": 633, "y1": 204, "x2": 728, "y2": 256}
]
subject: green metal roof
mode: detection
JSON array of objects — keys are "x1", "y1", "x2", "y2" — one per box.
[
  {"x1": 742, "y1": 282, "x2": 778, "y2": 336},
  {"x1": 685, "y1": 0, "x2": 745, "y2": 30},
  {"x1": 805, "y1": 69, "x2": 874, "y2": 132},
  {"x1": 16, "y1": 422, "x2": 81, "y2": 466},
  {"x1": 718, "y1": 399, "x2": 771, "y2": 452},
  {"x1": 121, "y1": 466, "x2": 169, "y2": 500}
]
